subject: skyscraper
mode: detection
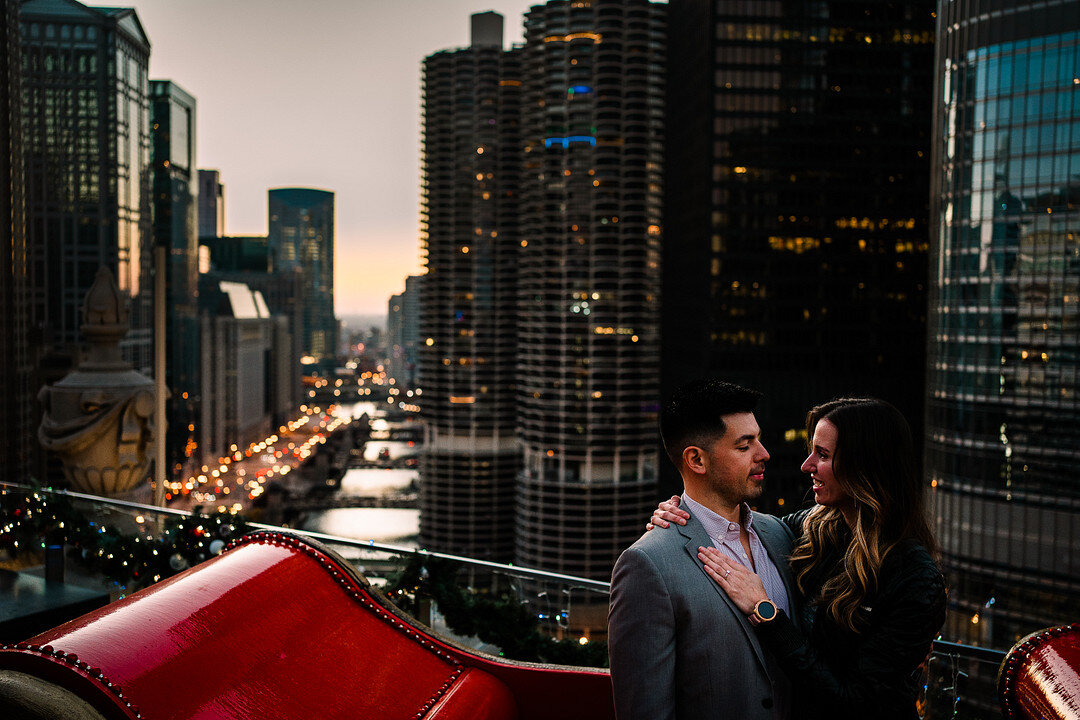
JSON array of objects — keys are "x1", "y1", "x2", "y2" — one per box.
[
  {"x1": 197, "y1": 169, "x2": 224, "y2": 239},
  {"x1": 0, "y1": 0, "x2": 33, "y2": 486},
  {"x1": 515, "y1": 0, "x2": 665, "y2": 581},
  {"x1": 20, "y1": 0, "x2": 153, "y2": 376},
  {"x1": 418, "y1": 12, "x2": 521, "y2": 562},
  {"x1": 267, "y1": 188, "x2": 336, "y2": 368},
  {"x1": 927, "y1": 0, "x2": 1080, "y2": 649},
  {"x1": 662, "y1": 0, "x2": 936, "y2": 507},
  {"x1": 150, "y1": 79, "x2": 200, "y2": 480}
]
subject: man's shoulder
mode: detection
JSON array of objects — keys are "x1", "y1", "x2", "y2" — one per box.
[
  {"x1": 612, "y1": 526, "x2": 693, "y2": 592},
  {"x1": 750, "y1": 510, "x2": 784, "y2": 530},
  {"x1": 617, "y1": 526, "x2": 686, "y2": 566},
  {"x1": 752, "y1": 510, "x2": 793, "y2": 534}
]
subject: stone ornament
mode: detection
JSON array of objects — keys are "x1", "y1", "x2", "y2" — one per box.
[{"x1": 38, "y1": 267, "x2": 156, "y2": 496}]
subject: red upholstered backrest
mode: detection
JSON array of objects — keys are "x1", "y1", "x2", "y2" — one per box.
[
  {"x1": 0, "y1": 531, "x2": 614, "y2": 720},
  {"x1": 998, "y1": 623, "x2": 1080, "y2": 720}
]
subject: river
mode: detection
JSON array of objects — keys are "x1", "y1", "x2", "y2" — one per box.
[{"x1": 299, "y1": 401, "x2": 421, "y2": 548}]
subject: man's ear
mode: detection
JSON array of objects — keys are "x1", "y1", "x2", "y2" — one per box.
[{"x1": 682, "y1": 445, "x2": 707, "y2": 475}]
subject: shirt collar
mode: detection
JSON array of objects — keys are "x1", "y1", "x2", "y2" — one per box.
[{"x1": 681, "y1": 492, "x2": 754, "y2": 544}]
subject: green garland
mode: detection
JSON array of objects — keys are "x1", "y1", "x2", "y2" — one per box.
[
  {"x1": 0, "y1": 485, "x2": 250, "y2": 595},
  {"x1": 1, "y1": 485, "x2": 608, "y2": 668},
  {"x1": 388, "y1": 555, "x2": 609, "y2": 668}
]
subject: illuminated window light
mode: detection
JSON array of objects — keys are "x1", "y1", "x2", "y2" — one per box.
[
  {"x1": 542, "y1": 32, "x2": 602, "y2": 43},
  {"x1": 449, "y1": 396, "x2": 476, "y2": 404},
  {"x1": 544, "y1": 135, "x2": 597, "y2": 149}
]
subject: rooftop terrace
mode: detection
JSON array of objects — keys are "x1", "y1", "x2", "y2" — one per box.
[{"x1": 0, "y1": 482, "x2": 1061, "y2": 719}]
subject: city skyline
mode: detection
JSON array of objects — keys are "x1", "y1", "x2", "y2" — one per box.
[{"x1": 127, "y1": 0, "x2": 553, "y2": 316}]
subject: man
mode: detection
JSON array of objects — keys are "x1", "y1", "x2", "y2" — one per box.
[{"x1": 608, "y1": 379, "x2": 797, "y2": 720}]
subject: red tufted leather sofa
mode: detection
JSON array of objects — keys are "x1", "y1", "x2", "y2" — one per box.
[
  {"x1": 997, "y1": 623, "x2": 1080, "y2": 720},
  {"x1": 0, "y1": 530, "x2": 615, "y2": 720}
]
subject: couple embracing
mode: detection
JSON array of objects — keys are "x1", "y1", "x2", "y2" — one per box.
[{"x1": 607, "y1": 379, "x2": 946, "y2": 720}]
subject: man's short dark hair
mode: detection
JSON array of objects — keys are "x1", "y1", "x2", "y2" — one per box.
[{"x1": 659, "y1": 379, "x2": 762, "y2": 468}]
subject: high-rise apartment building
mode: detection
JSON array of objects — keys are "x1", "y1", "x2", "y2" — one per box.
[
  {"x1": 197, "y1": 169, "x2": 224, "y2": 239},
  {"x1": 927, "y1": 0, "x2": 1080, "y2": 649},
  {"x1": 515, "y1": 0, "x2": 665, "y2": 581},
  {"x1": 661, "y1": 0, "x2": 936, "y2": 507},
  {"x1": 418, "y1": 12, "x2": 521, "y2": 562},
  {"x1": 20, "y1": 0, "x2": 153, "y2": 376},
  {"x1": 150, "y1": 79, "x2": 200, "y2": 480},
  {"x1": 268, "y1": 188, "x2": 336, "y2": 367},
  {"x1": 0, "y1": 0, "x2": 33, "y2": 486}
]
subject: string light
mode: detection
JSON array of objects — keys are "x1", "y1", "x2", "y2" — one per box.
[{"x1": 0, "y1": 486, "x2": 250, "y2": 592}]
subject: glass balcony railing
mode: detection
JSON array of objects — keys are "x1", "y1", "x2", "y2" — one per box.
[
  {"x1": 922, "y1": 639, "x2": 1007, "y2": 719},
  {"x1": 0, "y1": 481, "x2": 610, "y2": 667},
  {"x1": 0, "y1": 482, "x2": 1010, "y2": 714}
]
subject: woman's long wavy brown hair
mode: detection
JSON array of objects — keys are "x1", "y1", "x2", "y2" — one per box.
[{"x1": 789, "y1": 398, "x2": 938, "y2": 632}]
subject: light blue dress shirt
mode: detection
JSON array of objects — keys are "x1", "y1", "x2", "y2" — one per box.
[{"x1": 681, "y1": 493, "x2": 791, "y2": 617}]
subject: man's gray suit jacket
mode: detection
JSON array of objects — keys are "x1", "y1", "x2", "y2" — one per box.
[{"x1": 608, "y1": 509, "x2": 797, "y2": 720}]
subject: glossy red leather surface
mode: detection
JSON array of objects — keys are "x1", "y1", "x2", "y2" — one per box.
[
  {"x1": 427, "y1": 667, "x2": 516, "y2": 718},
  {"x1": 0, "y1": 532, "x2": 616, "y2": 720},
  {"x1": 999, "y1": 624, "x2": 1080, "y2": 720}
]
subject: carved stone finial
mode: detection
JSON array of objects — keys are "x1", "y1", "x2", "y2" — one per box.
[
  {"x1": 79, "y1": 266, "x2": 131, "y2": 371},
  {"x1": 83, "y1": 265, "x2": 129, "y2": 328},
  {"x1": 38, "y1": 266, "x2": 157, "y2": 496}
]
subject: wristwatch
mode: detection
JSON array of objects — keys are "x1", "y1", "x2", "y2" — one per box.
[{"x1": 752, "y1": 599, "x2": 778, "y2": 623}]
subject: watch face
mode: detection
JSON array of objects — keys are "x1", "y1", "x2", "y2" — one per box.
[{"x1": 758, "y1": 601, "x2": 777, "y2": 620}]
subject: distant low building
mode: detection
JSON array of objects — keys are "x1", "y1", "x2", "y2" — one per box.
[
  {"x1": 198, "y1": 280, "x2": 291, "y2": 465},
  {"x1": 387, "y1": 274, "x2": 422, "y2": 389},
  {"x1": 201, "y1": 234, "x2": 303, "y2": 412}
]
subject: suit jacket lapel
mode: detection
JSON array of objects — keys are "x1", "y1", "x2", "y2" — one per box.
[
  {"x1": 677, "y1": 511, "x2": 771, "y2": 677},
  {"x1": 752, "y1": 512, "x2": 799, "y2": 615}
]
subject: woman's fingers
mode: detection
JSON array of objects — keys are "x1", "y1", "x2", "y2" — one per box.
[
  {"x1": 699, "y1": 547, "x2": 734, "y2": 579},
  {"x1": 702, "y1": 562, "x2": 725, "y2": 585},
  {"x1": 649, "y1": 495, "x2": 689, "y2": 529},
  {"x1": 657, "y1": 497, "x2": 690, "y2": 524},
  {"x1": 697, "y1": 548, "x2": 763, "y2": 614}
]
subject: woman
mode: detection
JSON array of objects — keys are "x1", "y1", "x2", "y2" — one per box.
[{"x1": 649, "y1": 397, "x2": 946, "y2": 719}]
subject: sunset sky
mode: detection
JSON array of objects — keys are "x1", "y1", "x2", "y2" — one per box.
[{"x1": 128, "y1": 0, "x2": 540, "y2": 315}]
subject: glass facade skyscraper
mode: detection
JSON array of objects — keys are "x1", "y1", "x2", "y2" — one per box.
[
  {"x1": 1, "y1": 0, "x2": 33, "y2": 486},
  {"x1": 418, "y1": 12, "x2": 521, "y2": 562},
  {"x1": 268, "y1": 187, "x2": 336, "y2": 368},
  {"x1": 20, "y1": 0, "x2": 153, "y2": 376},
  {"x1": 928, "y1": 0, "x2": 1080, "y2": 649},
  {"x1": 662, "y1": 0, "x2": 936, "y2": 508},
  {"x1": 150, "y1": 80, "x2": 200, "y2": 480}
]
